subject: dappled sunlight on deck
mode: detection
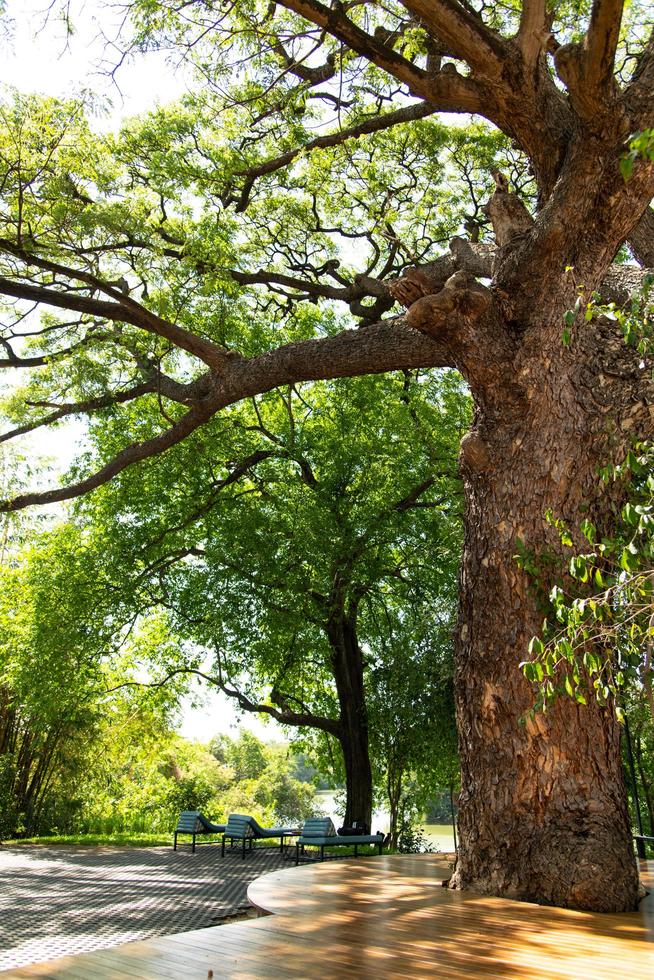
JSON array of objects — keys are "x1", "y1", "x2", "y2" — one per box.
[{"x1": 3, "y1": 854, "x2": 652, "y2": 978}]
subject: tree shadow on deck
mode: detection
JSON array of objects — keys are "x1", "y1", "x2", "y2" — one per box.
[{"x1": 0, "y1": 844, "x2": 288, "y2": 972}]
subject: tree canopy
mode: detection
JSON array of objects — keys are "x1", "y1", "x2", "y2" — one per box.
[{"x1": 66, "y1": 369, "x2": 466, "y2": 825}]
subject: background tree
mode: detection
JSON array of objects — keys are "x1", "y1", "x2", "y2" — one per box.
[
  {"x1": 623, "y1": 691, "x2": 654, "y2": 849},
  {"x1": 367, "y1": 615, "x2": 458, "y2": 849},
  {"x1": 219, "y1": 734, "x2": 317, "y2": 825},
  {"x1": 0, "y1": 522, "x2": 193, "y2": 837},
  {"x1": 220, "y1": 730, "x2": 268, "y2": 783},
  {"x1": 0, "y1": 525, "x2": 111, "y2": 836},
  {"x1": 76, "y1": 371, "x2": 465, "y2": 827},
  {"x1": 0, "y1": 1, "x2": 652, "y2": 909}
]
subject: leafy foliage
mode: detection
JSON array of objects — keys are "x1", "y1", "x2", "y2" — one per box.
[
  {"x1": 73, "y1": 369, "x2": 466, "y2": 822},
  {"x1": 367, "y1": 615, "x2": 458, "y2": 848},
  {"x1": 621, "y1": 130, "x2": 654, "y2": 182},
  {"x1": 622, "y1": 690, "x2": 654, "y2": 850}
]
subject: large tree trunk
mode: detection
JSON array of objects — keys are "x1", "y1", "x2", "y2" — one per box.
[
  {"x1": 338, "y1": 720, "x2": 373, "y2": 829},
  {"x1": 327, "y1": 610, "x2": 373, "y2": 828},
  {"x1": 449, "y1": 310, "x2": 643, "y2": 911}
]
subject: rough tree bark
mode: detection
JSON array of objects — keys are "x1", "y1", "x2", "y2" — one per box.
[
  {"x1": 452, "y1": 316, "x2": 646, "y2": 909},
  {"x1": 391, "y1": 139, "x2": 654, "y2": 909}
]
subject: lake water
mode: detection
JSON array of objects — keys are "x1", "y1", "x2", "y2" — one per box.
[{"x1": 314, "y1": 790, "x2": 456, "y2": 852}]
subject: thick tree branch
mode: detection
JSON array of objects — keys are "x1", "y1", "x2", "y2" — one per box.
[
  {"x1": 585, "y1": 0, "x2": 624, "y2": 92},
  {"x1": 624, "y1": 30, "x2": 654, "y2": 127},
  {"x1": 0, "y1": 397, "x2": 217, "y2": 511},
  {"x1": 271, "y1": 40, "x2": 337, "y2": 84},
  {"x1": 600, "y1": 263, "x2": 654, "y2": 307},
  {"x1": 5, "y1": 208, "x2": 649, "y2": 515},
  {"x1": 104, "y1": 666, "x2": 339, "y2": 735},
  {"x1": 274, "y1": 1, "x2": 488, "y2": 125},
  {"x1": 0, "y1": 314, "x2": 455, "y2": 512},
  {"x1": 274, "y1": 0, "x2": 432, "y2": 97},
  {"x1": 0, "y1": 349, "x2": 60, "y2": 368},
  {"x1": 0, "y1": 275, "x2": 234, "y2": 371},
  {"x1": 393, "y1": 476, "x2": 437, "y2": 512},
  {"x1": 516, "y1": 1, "x2": 549, "y2": 66},
  {"x1": 214, "y1": 665, "x2": 341, "y2": 736},
  {"x1": 233, "y1": 100, "x2": 440, "y2": 210},
  {"x1": 554, "y1": 0, "x2": 625, "y2": 123},
  {"x1": 628, "y1": 207, "x2": 654, "y2": 267},
  {"x1": 401, "y1": 0, "x2": 507, "y2": 75},
  {"x1": 0, "y1": 241, "x2": 234, "y2": 370}
]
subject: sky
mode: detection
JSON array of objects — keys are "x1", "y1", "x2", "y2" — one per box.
[
  {"x1": 2, "y1": 0, "x2": 190, "y2": 122},
  {"x1": 0, "y1": 0, "x2": 284, "y2": 745}
]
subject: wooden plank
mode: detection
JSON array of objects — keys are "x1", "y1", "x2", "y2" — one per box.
[{"x1": 4, "y1": 856, "x2": 652, "y2": 979}]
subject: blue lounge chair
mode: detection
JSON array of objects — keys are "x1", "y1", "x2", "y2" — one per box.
[
  {"x1": 173, "y1": 811, "x2": 226, "y2": 852},
  {"x1": 220, "y1": 813, "x2": 298, "y2": 859},
  {"x1": 248, "y1": 815, "x2": 299, "y2": 852},
  {"x1": 294, "y1": 817, "x2": 384, "y2": 864}
]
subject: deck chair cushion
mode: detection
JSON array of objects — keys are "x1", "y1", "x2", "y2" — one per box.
[
  {"x1": 224, "y1": 813, "x2": 255, "y2": 838},
  {"x1": 175, "y1": 811, "x2": 203, "y2": 833},
  {"x1": 301, "y1": 817, "x2": 337, "y2": 838},
  {"x1": 247, "y1": 816, "x2": 296, "y2": 837}
]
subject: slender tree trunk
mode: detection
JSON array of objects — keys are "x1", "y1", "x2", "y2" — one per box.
[
  {"x1": 450, "y1": 315, "x2": 642, "y2": 911},
  {"x1": 386, "y1": 760, "x2": 402, "y2": 849},
  {"x1": 327, "y1": 610, "x2": 373, "y2": 828}
]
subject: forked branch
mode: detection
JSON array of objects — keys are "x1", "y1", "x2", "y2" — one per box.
[
  {"x1": 401, "y1": 0, "x2": 507, "y2": 75},
  {"x1": 0, "y1": 397, "x2": 217, "y2": 511},
  {"x1": 0, "y1": 240, "x2": 234, "y2": 370},
  {"x1": 274, "y1": 0, "x2": 433, "y2": 97},
  {"x1": 0, "y1": 314, "x2": 457, "y2": 512},
  {"x1": 554, "y1": 0, "x2": 625, "y2": 122}
]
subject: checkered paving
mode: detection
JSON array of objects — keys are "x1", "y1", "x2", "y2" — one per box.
[{"x1": 0, "y1": 842, "x2": 288, "y2": 972}]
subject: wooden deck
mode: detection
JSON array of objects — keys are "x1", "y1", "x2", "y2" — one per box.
[{"x1": 3, "y1": 854, "x2": 652, "y2": 978}]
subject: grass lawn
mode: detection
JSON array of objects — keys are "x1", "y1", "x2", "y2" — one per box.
[
  {"x1": 7, "y1": 833, "x2": 391, "y2": 858},
  {"x1": 5, "y1": 832, "x2": 175, "y2": 847},
  {"x1": 7, "y1": 833, "x2": 297, "y2": 849}
]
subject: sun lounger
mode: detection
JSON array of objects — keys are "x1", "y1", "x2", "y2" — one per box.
[
  {"x1": 294, "y1": 817, "x2": 384, "y2": 863},
  {"x1": 220, "y1": 813, "x2": 298, "y2": 858},
  {"x1": 173, "y1": 811, "x2": 226, "y2": 852}
]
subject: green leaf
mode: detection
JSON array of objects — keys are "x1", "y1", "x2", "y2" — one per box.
[{"x1": 620, "y1": 154, "x2": 634, "y2": 181}]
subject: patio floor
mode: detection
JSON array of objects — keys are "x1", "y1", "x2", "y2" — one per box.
[
  {"x1": 1, "y1": 853, "x2": 651, "y2": 978},
  {"x1": 0, "y1": 842, "x2": 288, "y2": 972}
]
